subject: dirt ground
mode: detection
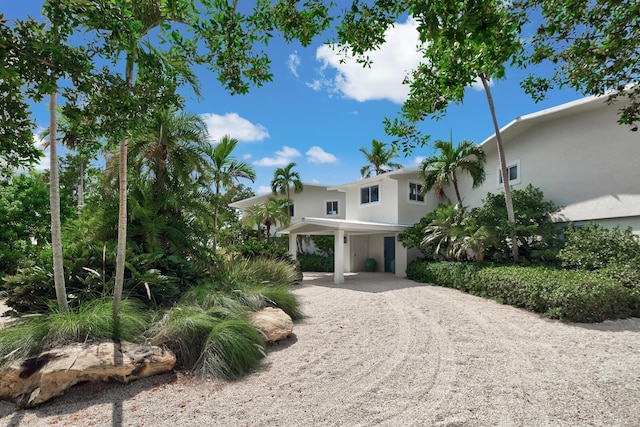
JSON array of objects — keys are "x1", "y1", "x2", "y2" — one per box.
[{"x1": 2, "y1": 272, "x2": 639, "y2": 426}]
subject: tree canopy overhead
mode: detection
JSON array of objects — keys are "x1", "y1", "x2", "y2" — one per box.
[{"x1": 520, "y1": 0, "x2": 640, "y2": 128}]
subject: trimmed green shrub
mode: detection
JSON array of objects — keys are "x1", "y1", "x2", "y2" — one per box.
[
  {"x1": 558, "y1": 223, "x2": 640, "y2": 270},
  {"x1": 407, "y1": 259, "x2": 637, "y2": 322},
  {"x1": 297, "y1": 253, "x2": 334, "y2": 272}
]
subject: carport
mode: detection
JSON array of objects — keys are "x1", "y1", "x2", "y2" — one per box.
[{"x1": 278, "y1": 217, "x2": 410, "y2": 285}]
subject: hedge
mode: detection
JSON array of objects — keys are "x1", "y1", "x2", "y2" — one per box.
[
  {"x1": 406, "y1": 260, "x2": 640, "y2": 322},
  {"x1": 297, "y1": 254, "x2": 334, "y2": 272}
]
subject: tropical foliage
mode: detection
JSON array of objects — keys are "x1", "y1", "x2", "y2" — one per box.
[
  {"x1": 402, "y1": 185, "x2": 560, "y2": 263},
  {"x1": 271, "y1": 162, "x2": 303, "y2": 218},
  {"x1": 0, "y1": 0, "x2": 332, "y2": 380},
  {"x1": 359, "y1": 139, "x2": 403, "y2": 178},
  {"x1": 419, "y1": 137, "x2": 486, "y2": 204}
]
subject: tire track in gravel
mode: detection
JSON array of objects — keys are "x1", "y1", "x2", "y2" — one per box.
[
  {"x1": 410, "y1": 286, "x2": 551, "y2": 426},
  {"x1": 5, "y1": 273, "x2": 640, "y2": 427},
  {"x1": 288, "y1": 281, "x2": 417, "y2": 423}
]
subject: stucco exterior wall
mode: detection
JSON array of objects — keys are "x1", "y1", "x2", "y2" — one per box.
[
  {"x1": 343, "y1": 177, "x2": 399, "y2": 223},
  {"x1": 367, "y1": 235, "x2": 385, "y2": 272},
  {"x1": 453, "y1": 100, "x2": 640, "y2": 231},
  {"x1": 395, "y1": 175, "x2": 441, "y2": 224},
  {"x1": 288, "y1": 186, "x2": 345, "y2": 220}
]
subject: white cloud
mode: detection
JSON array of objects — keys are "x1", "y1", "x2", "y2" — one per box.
[
  {"x1": 471, "y1": 76, "x2": 494, "y2": 91},
  {"x1": 200, "y1": 113, "x2": 269, "y2": 143},
  {"x1": 306, "y1": 80, "x2": 323, "y2": 91},
  {"x1": 306, "y1": 146, "x2": 338, "y2": 164},
  {"x1": 412, "y1": 156, "x2": 425, "y2": 166},
  {"x1": 311, "y1": 179, "x2": 320, "y2": 184},
  {"x1": 254, "y1": 146, "x2": 301, "y2": 167},
  {"x1": 257, "y1": 185, "x2": 272, "y2": 195},
  {"x1": 243, "y1": 153, "x2": 252, "y2": 160},
  {"x1": 288, "y1": 52, "x2": 301, "y2": 77},
  {"x1": 32, "y1": 133, "x2": 49, "y2": 172},
  {"x1": 314, "y1": 17, "x2": 424, "y2": 104}
]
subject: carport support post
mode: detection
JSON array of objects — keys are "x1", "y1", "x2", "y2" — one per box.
[{"x1": 334, "y1": 229, "x2": 345, "y2": 285}]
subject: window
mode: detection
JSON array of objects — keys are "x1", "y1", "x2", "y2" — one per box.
[
  {"x1": 409, "y1": 182, "x2": 424, "y2": 202},
  {"x1": 283, "y1": 203, "x2": 294, "y2": 217},
  {"x1": 361, "y1": 185, "x2": 379, "y2": 204},
  {"x1": 326, "y1": 201, "x2": 339, "y2": 215},
  {"x1": 497, "y1": 160, "x2": 521, "y2": 186}
]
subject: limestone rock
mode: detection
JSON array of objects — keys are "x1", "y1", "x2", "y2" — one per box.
[
  {"x1": 250, "y1": 307, "x2": 294, "y2": 342},
  {"x1": 0, "y1": 341, "x2": 175, "y2": 408}
]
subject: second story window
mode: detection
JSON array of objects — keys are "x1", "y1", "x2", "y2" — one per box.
[
  {"x1": 283, "y1": 203, "x2": 294, "y2": 217},
  {"x1": 409, "y1": 182, "x2": 424, "y2": 202},
  {"x1": 361, "y1": 185, "x2": 379, "y2": 204},
  {"x1": 326, "y1": 201, "x2": 339, "y2": 215},
  {"x1": 497, "y1": 160, "x2": 521, "y2": 186}
]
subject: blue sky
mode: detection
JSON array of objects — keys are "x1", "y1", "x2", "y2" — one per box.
[{"x1": 6, "y1": 3, "x2": 585, "y2": 195}]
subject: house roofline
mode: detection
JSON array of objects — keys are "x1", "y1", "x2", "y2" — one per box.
[
  {"x1": 479, "y1": 94, "x2": 611, "y2": 151},
  {"x1": 328, "y1": 168, "x2": 421, "y2": 191},
  {"x1": 229, "y1": 183, "x2": 335, "y2": 209}
]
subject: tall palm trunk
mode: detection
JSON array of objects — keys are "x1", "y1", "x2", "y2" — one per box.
[
  {"x1": 479, "y1": 72, "x2": 519, "y2": 262},
  {"x1": 213, "y1": 181, "x2": 220, "y2": 250},
  {"x1": 114, "y1": 55, "x2": 135, "y2": 315},
  {"x1": 49, "y1": 92, "x2": 69, "y2": 313},
  {"x1": 286, "y1": 186, "x2": 291, "y2": 217},
  {"x1": 451, "y1": 172, "x2": 462, "y2": 205}
]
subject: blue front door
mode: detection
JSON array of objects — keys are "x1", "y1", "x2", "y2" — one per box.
[{"x1": 384, "y1": 236, "x2": 395, "y2": 273}]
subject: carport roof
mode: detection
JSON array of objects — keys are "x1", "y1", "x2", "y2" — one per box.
[{"x1": 278, "y1": 217, "x2": 410, "y2": 235}]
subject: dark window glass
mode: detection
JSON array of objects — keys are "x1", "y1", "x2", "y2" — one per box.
[
  {"x1": 361, "y1": 187, "x2": 369, "y2": 204},
  {"x1": 370, "y1": 185, "x2": 379, "y2": 202}
]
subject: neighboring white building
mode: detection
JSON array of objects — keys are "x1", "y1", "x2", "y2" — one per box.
[
  {"x1": 455, "y1": 95, "x2": 640, "y2": 231},
  {"x1": 231, "y1": 95, "x2": 640, "y2": 284}
]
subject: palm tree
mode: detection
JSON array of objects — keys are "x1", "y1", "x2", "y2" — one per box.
[
  {"x1": 271, "y1": 162, "x2": 303, "y2": 218},
  {"x1": 67, "y1": 2, "x2": 196, "y2": 315},
  {"x1": 422, "y1": 203, "x2": 495, "y2": 262},
  {"x1": 242, "y1": 197, "x2": 289, "y2": 242},
  {"x1": 210, "y1": 135, "x2": 256, "y2": 249},
  {"x1": 359, "y1": 139, "x2": 403, "y2": 178},
  {"x1": 48, "y1": 92, "x2": 69, "y2": 313},
  {"x1": 479, "y1": 73, "x2": 519, "y2": 262},
  {"x1": 131, "y1": 107, "x2": 211, "y2": 195},
  {"x1": 39, "y1": 106, "x2": 96, "y2": 212},
  {"x1": 419, "y1": 137, "x2": 486, "y2": 205}
]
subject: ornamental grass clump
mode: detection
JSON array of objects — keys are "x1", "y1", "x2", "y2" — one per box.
[
  {"x1": 234, "y1": 284, "x2": 303, "y2": 320},
  {"x1": 196, "y1": 318, "x2": 265, "y2": 379},
  {"x1": 0, "y1": 298, "x2": 150, "y2": 368},
  {"x1": 223, "y1": 257, "x2": 300, "y2": 288},
  {"x1": 46, "y1": 298, "x2": 150, "y2": 345}
]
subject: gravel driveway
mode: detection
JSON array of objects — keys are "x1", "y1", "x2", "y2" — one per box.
[{"x1": 2, "y1": 272, "x2": 640, "y2": 426}]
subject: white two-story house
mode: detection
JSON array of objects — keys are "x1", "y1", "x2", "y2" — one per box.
[
  {"x1": 231, "y1": 94, "x2": 640, "y2": 284},
  {"x1": 230, "y1": 173, "x2": 431, "y2": 284}
]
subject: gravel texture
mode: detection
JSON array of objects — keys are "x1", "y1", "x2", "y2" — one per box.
[{"x1": 1, "y1": 272, "x2": 639, "y2": 426}]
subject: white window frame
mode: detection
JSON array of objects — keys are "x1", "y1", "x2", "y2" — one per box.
[
  {"x1": 325, "y1": 200, "x2": 339, "y2": 216},
  {"x1": 497, "y1": 160, "x2": 521, "y2": 187},
  {"x1": 408, "y1": 181, "x2": 425, "y2": 204},
  {"x1": 360, "y1": 184, "x2": 380, "y2": 206}
]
